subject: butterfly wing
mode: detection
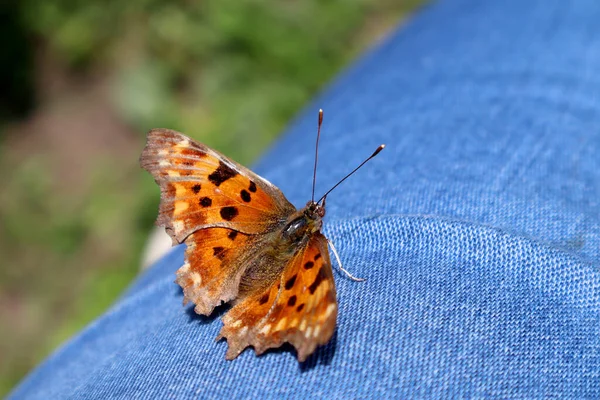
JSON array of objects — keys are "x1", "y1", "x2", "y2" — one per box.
[
  {"x1": 176, "y1": 227, "x2": 256, "y2": 315},
  {"x1": 141, "y1": 129, "x2": 297, "y2": 315},
  {"x1": 218, "y1": 232, "x2": 337, "y2": 361},
  {"x1": 140, "y1": 128, "x2": 295, "y2": 244}
]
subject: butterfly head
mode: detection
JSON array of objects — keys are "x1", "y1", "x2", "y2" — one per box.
[
  {"x1": 305, "y1": 200, "x2": 326, "y2": 219},
  {"x1": 297, "y1": 200, "x2": 325, "y2": 234}
]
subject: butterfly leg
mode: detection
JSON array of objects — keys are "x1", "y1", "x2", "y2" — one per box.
[{"x1": 326, "y1": 239, "x2": 366, "y2": 282}]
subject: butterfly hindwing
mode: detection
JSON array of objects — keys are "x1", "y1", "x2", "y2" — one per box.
[
  {"x1": 140, "y1": 129, "x2": 295, "y2": 244},
  {"x1": 176, "y1": 227, "x2": 254, "y2": 315},
  {"x1": 218, "y1": 233, "x2": 337, "y2": 361}
]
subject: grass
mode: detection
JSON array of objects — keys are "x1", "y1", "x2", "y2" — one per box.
[{"x1": 0, "y1": 0, "x2": 425, "y2": 395}]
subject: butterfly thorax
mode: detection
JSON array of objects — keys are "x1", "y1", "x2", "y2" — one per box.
[
  {"x1": 282, "y1": 201, "x2": 325, "y2": 244},
  {"x1": 236, "y1": 201, "x2": 324, "y2": 297}
]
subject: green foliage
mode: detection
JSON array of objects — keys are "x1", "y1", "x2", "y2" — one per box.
[{"x1": 20, "y1": 0, "x2": 411, "y2": 161}]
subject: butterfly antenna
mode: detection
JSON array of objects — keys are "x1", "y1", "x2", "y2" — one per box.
[
  {"x1": 311, "y1": 109, "x2": 324, "y2": 203},
  {"x1": 327, "y1": 239, "x2": 366, "y2": 282},
  {"x1": 317, "y1": 144, "x2": 385, "y2": 204}
]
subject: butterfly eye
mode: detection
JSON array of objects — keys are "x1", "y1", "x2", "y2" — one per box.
[{"x1": 316, "y1": 204, "x2": 325, "y2": 218}]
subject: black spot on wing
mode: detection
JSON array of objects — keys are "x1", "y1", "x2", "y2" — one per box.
[
  {"x1": 208, "y1": 161, "x2": 238, "y2": 186},
  {"x1": 304, "y1": 261, "x2": 314, "y2": 270},
  {"x1": 192, "y1": 184, "x2": 201, "y2": 194},
  {"x1": 213, "y1": 246, "x2": 226, "y2": 260},
  {"x1": 287, "y1": 295, "x2": 297, "y2": 307},
  {"x1": 314, "y1": 253, "x2": 321, "y2": 261},
  {"x1": 199, "y1": 197, "x2": 212, "y2": 207},
  {"x1": 220, "y1": 206, "x2": 238, "y2": 221},
  {"x1": 259, "y1": 292, "x2": 269, "y2": 305},
  {"x1": 285, "y1": 274, "x2": 297, "y2": 290},
  {"x1": 248, "y1": 181, "x2": 257, "y2": 192},
  {"x1": 240, "y1": 189, "x2": 251, "y2": 202},
  {"x1": 296, "y1": 304, "x2": 304, "y2": 312},
  {"x1": 227, "y1": 231, "x2": 238, "y2": 240},
  {"x1": 308, "y1": 266, "x2": 327, "y2": 294}
]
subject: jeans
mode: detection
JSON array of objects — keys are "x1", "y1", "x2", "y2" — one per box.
[{"x1": 10, "y1": 0, "x2": 600, "y2": 398}]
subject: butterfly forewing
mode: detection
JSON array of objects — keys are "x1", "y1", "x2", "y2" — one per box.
[{"x1": 140, "y1": 129, "x2": 295, "y2": 243}]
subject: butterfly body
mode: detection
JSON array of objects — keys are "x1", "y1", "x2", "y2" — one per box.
[
  {"x1": 237, "y1": 203, "x2": 324, "y2": 293},
  {"x1": 141, "y1": 129, "x2": 337, "y2": 361}
]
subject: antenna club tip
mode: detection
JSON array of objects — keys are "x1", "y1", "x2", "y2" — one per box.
[
  {"x1": 319, "y1": 108, "x2": 323, "y2": 113},
  {"x1": 371, "y1": 144, "x2": 385, "y2": 157}
]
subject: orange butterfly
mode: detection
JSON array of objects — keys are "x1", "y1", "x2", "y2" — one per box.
[{"x1": 140, "y1": 110, "x2": 384, "y2": 361}]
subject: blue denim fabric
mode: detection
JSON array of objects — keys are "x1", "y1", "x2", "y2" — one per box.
[{"x1": 10, "y1": 0, "x2": 600, "y2": 398}]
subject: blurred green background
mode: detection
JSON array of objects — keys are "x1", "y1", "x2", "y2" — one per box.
[{"x1": 0, "y1": 0, "x2": 424, "y2": 395}]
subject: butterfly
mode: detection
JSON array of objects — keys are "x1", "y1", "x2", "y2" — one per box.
[{"x1": 140, "y1": 110, "x2": 384, "y2": 361}]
